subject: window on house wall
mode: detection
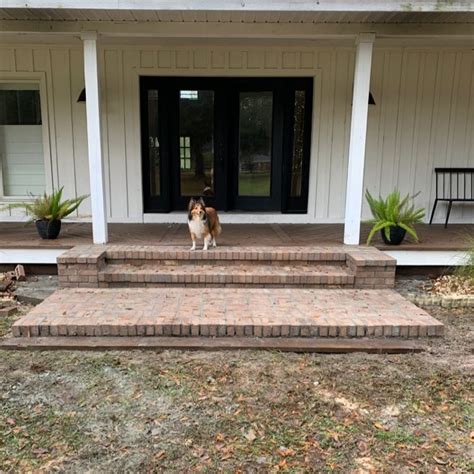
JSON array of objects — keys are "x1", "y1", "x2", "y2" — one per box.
[
  {"x1": 0, "y1": 83, "x2": 45, "y2": 197},
  {"x1": 180, "y1": 136, "x2": 191, "y2": 170}
]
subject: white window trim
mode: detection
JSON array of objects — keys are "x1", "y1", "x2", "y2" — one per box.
[{"x1": 0, "y1": 72, "x2": 53, "y2": 203}]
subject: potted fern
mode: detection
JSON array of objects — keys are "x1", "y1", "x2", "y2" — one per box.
[
  {"x1": 3, "y1": 187, "x2": 88, "y2": 239},
  {"x1": 365, "y1": 189, "x2": 425, "y2": 245}
]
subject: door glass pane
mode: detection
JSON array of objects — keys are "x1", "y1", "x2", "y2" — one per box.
[
  {"x1": 147, "y1": 89, "x2": 160, "y2": 197},
  {"x1": 238, "y1": 91, "x2": 272, "y2": 197},
  {"x1": 0, "y1": 83, "x2": 44, "y2": 196},
  {"x1": 179, "y1": 90, "x2": 214, "y2": 197},
  {"x1": 291, "y1": 90, "x2": 305, "y2": 197}
]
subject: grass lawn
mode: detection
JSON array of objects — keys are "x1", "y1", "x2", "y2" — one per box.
[
  {"x1": 0, "y1": 306, "x2": 472, "y2": 472},
  {"x1": 238, "y1": 173, "x2": 270, "y2": 197},
  {"x1": 180, "y1": 172, "x2": 271, "y2": 198}
]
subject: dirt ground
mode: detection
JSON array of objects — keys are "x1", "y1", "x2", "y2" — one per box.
[{"x1": 0, "y1": 299, "x2": 473, "y2": 472}]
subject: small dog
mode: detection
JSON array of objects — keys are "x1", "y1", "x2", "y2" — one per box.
[{"x1": 187, "y1": 197, "x2": 221, "y2": 251}]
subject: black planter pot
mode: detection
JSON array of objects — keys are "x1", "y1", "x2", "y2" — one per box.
[
  {"x1": 36, "y1": 219, "x2": 62, "y2": 240},
  {"x1": 381, "y1": 225, "x2": 406, "y2": 245}
]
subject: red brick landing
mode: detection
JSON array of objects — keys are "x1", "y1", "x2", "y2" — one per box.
[{"x1": 12, "y1": 288, "x2": 443, "y2": 339}]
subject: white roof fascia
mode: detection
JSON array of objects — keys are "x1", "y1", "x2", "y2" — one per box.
[
  {"x1": 1, "y1": 20, "x2": 473, "y2": 39},
  {"x1": 1, "y1": 1, "x2": 473, "y2": 13}
]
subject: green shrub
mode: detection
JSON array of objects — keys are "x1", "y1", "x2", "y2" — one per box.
[{"x1": 455, "y1": 237, "x2": 474, "y2": 281}]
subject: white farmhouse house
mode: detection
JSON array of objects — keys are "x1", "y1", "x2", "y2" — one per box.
[{"x1": 0, "y1": 1, "x2": 472, "y2": 253}]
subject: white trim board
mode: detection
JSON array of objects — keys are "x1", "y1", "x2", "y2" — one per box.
[
  {"x1": 383, "y1": 250, "x2": 468, "y2": 266},
  {"x1": 0, "y1": 248, "x2": 468, "y2": 266},
  {"x1": 0, "y1": 248, "x2": 66, "y2": 264},
  {"x1": 144, "y1": 212, "x2": 334, "y2": 224},
  {"x1": 1, "y1": 1, "x2": 471, "y2": 12}
]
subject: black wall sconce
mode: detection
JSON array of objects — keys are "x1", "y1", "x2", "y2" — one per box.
[{"x1": 77, "y1": 88, "x2": 86, "y2": 102}]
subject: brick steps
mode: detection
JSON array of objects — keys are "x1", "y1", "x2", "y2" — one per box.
[
  {"x1": 98, "y1": 263, "x2": 355, "y2": 287},
  {"x1": 12, "y1": 288, "x2": 444, "y2": 339},
  {"x1": 57, "y1": 245, "x2": 397, "y2": 290},
  {"x1": 13, "y1": 245, "x2": 445, "y2": 344}
]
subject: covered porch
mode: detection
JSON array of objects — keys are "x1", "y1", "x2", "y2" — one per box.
[
  {"x1": 0, "y1": 1, "x2": 472, "y2": 260},
  {"x1": 0, "y1": 222, "x2": 471, "y2": 266}
]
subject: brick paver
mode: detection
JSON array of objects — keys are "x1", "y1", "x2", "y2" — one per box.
[{"x1": 12, "y1": 288, "x2": 444, "y2": 338}]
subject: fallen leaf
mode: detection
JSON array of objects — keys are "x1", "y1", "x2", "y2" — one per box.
[
  {"x1": 154, "y1": 450, "x2": 166, "y2": 460},
  {"x1": 243, "y1": 428, "x2": 256, "y2": 442},
  {"x1": 357, "y1": 441, "x2": 369, "y2": 455},
  {"x1": 32, "y1": 448, "x2": 48, "y2": 456},
  {"x1": 277, "y1": 447, "x2": 296, "y2": 457}
]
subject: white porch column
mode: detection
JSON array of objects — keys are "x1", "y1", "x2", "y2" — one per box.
[
  {"x1": 81, "y1": 31, "x2": 108, "y2": 244},
  {"x1": 343, "y1": 33, "x2": 375, "y2": 245}
]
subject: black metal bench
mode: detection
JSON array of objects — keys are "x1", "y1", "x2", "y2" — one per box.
[{"x1": 429, "y1": 167, "x2": 474, "y2": 228}]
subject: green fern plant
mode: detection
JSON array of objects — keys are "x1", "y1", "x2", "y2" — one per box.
[
  {"x1": 365, "y1": 189, "x2": 425, "y2": 245},
  {"x1": 2, "y1": 187, "x2": 88, "y2": 222}
]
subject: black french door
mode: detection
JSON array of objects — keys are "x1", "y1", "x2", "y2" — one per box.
[{"x1": 140, "y1": 77, "x2": 312, "y2": 213}]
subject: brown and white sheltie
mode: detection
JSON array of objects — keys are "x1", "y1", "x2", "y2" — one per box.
[{"x1": 187, "y1": 197, "x2": 222, "y2": 251}]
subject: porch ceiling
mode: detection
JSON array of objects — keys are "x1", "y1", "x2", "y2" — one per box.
[{"x1": 1, "y1": 8, "x2": 473, "y2": 23}]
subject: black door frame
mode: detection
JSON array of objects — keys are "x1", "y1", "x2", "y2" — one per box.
[{"x1": 140, "y1": 76, "x2": 313, "y2": 213}]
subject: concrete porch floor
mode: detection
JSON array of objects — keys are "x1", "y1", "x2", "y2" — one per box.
[{"x1": 0, "y1": 222, "x2": 472, "y2": 251}]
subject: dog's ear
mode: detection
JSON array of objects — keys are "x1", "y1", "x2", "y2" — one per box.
[
  {"x1": 187, "y1": 198, "x2": 196, "y2": 219},
  {"x1": 198, "y1": 197, "x2": 206, "y2": 207}
]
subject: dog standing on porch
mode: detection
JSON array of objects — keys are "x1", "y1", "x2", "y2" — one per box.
[{"x1": 187, "y1": 197, "x2": 221, "y2": 251}]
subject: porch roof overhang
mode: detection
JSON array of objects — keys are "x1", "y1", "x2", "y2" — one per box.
[
  {"x1": 0, "y1": 18, "x2": 473, "y2": 42},
  {"x1": 1, "y1": 1, "x2": 472, "y2": 41}
]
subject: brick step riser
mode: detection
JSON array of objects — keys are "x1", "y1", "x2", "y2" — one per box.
[
  {"x1": 106, "y1": 258, "x2": 347, "y2": 266},
  {"x1": 99, "y1": 275, "x2": 354, "y2": 285},
  {"x1": 100, "y1": 282, "x2": 354, "y2": 289},
  {"x1": 14, "y1": 324, "x2": 443, "y2": 339},
  {"x1": 104, "y1": 251, "x2": 347, "y2": 260}
]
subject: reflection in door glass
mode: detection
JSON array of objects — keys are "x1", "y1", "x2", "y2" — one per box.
[
  {"x1": 291, "y1": 90, "x2": 306, "y2": 197},
  {"x1": 238, "y1": 91, "x2": 273, "y2": 197},
  {"x1": 179, "y1": 90, "x2": 214, "y2": 197},
  {"x1": 147, "y1": 89, "x2": 160, "y2": 197}
]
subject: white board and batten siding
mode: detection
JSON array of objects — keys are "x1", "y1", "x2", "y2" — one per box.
[
  {"x1": 0, "y1": 44, "x2": 472, "y2": 224},
  {"x1": 0, "y1": 47, "x2": 89, "y2": 220}
]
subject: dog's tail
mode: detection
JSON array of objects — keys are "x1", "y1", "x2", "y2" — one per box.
[
  {"x1": 215, "y1": 215, "x2": 222, "y2": 236},
  {"x1": 206, "y1": 207, "x2": 221, "y2": 236}
]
